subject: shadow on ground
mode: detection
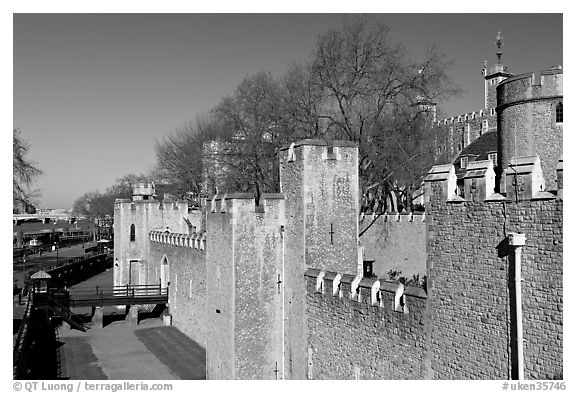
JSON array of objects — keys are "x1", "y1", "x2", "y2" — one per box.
[{"x1": 135, "y1": 326, "x2": 206, "y2": 380}]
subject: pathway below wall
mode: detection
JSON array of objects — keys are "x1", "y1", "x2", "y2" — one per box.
[{"x1": 56, "y1": 270, "x2": 206, "y2": 380}]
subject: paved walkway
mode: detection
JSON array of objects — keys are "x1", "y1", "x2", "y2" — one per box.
[
  {"x1": 135, "y1": 326, "x2": 206, "y2": 379},
  {"x1": 55, "y1": 270, "x2": 206, "y2": 380}
]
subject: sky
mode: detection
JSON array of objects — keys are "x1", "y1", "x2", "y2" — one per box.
[{"x1": 13, "y1": 13, "x2": 563, "y2": 209}]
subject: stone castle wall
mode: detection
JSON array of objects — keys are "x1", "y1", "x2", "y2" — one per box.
[
  {"x1": 359, "y1": 212, "x2": 427, "y2": 279},
  {"x1": 113, "y1": 198, "x2": 190, "y2": 288},
  {"x1": 426, "y1": 178, "x2": 563, "y2": 379},
  {"x1": 304, "y1": 270, "x2": 429, "y2": 379},
  {"x1": 432, "y1": 111, "x2": 497, "y2": 161},
  {"x1": 149, "y1": 242, "x2": 206, "y2": 347}
]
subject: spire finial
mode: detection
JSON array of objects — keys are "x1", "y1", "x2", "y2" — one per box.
[{"x1": 495, "y1": 31, "x2": 503, "y2": 64}]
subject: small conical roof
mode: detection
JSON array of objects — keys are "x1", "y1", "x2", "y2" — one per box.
[{"x1": 30, "y1": 270, "x2": 52, "y2": 280}]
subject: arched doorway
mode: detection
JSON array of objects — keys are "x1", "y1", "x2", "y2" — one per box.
[{"x1": 160, "y1": 256, "x2": 169, "y2": 289}]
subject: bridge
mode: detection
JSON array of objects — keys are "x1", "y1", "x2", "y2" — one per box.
[
  {"x1": 13, "y1": 212, "x2": 80, "y2": 225},
  {"x1": 32, "y1": 284, "x2": 169, "y2": 332},
  {"x1": 67, "y1": 284, "x2": 169, "y2": 307}
]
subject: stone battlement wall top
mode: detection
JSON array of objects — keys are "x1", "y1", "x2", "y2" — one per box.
[
  {"x1": 279, "y1": 139, "x2": 357, "y2": 151},
  {"x1": 360, "y1": 211, "x2": 426, "y2": 224},
  {"x1": 149, "y1": 229, "x2": 206, "y2": 251},
  {"x1": 114, "y1": 198, "x2": 187, "y2": 210},
  {"x1": 497, "y1": 67, "x2": 563, "y2": 107},
  {"x1": 425, "y1": 154, "x2": 562, "y2": 203},
  {"x1": 304, "y1": 268, "x2": 426, "y2": 310},
  {"x1": 206, "y1": 193, "x2": 285, "y2": 214},
  {"x1": 435, "y1": 108, "x2": 494, "y2": 127},
  {"x1": 304, "y1": 267, "x2": 429, "y2": 379},
  {"x1": 133, "y1": 182, "x2": 155, "y2": 196}
]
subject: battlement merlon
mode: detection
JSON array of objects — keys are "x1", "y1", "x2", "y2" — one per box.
[
  {"x1": 160, "y1": 198, "x2": 187, "y2": 211},
  {"x1": 497, "y1": 67, "x2": 562, "y2": 95},
  {"x1": 425, "y1": 154, "x2": 561, "y2": 203},
  {"x1": 305, "y1": 268, "x2": 427, "y2": 310},
  {"x1": 423, "y1": 164, "x2": 458, "y2": 203},
  {"x1": 463, "y1": 160, "x2": 496, "y2": 202},
  {"x1": 206, "y1": 193, "x2": 286, "y2": 214},
  {"x1": 435, "y1": 108, "x2": 493, "y2": 127},
  {"x1": 115, "y1": 198, "x2": 187, "y2": 211},
  {"x1": 279, "y1": 139, "x2": 358, "y2": 163},
  {"x1": 504, "y1": 155, "x2": 550, "y2": 201}
]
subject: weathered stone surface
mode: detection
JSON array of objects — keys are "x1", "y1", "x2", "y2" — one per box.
[
  {"x1": 305, "y1": 275, "x2": 428, "y2": 379},
  {"x1": 359, "y1": 214, "x2": 426, "y2": 279},
  {"x1": 498, "y1": 69, "x2": 563, "y2": 190},
  {"x1": 427, "y1": 190, "x2": 563, "y2": 379},
  {"x1": 149, "y1": 242, "x2": 206, "y2": 348}
]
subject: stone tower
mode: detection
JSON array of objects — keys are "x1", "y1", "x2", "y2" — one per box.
[
  {"x1": 114, "y1": 182, "x2": 189, "y2": 288},
  {"x1": 278, "y1": 139, "x2": 360, "y2": 379},
  {"x1": 205, "y1": 193, "x2": 285, "y2": 380},
  {"x1": 497, "y1": 66, "x2": 563, "y2": 191}
]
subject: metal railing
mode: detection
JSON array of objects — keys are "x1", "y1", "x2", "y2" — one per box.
[
  {"x1": 67, "y1": 284, "x2": 169, "y2": 307},
  {"x1": 13, "y1": 290, "x2": 33, "y2": 379}
]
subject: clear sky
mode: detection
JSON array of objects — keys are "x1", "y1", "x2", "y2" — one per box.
[{"x1": 13, "y1": 13, "x2": 562, "y2": 209}]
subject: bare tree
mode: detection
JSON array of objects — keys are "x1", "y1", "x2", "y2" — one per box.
[
  {"x1": 13, "y1": 129, "x2": 43, "y2": 209},
  {"x1": 153, "y1": 114, "x2": 230, "y2": 204},
  {"x1": 72, "y1": 173, "x2": 151, "y2": 229},
  {"x1": 152, "y1": 16, "x2": 460, "y2": 211},
  {"x1": 210, "y1": 71, "x2": 289, "y2": 203},
  {"x1": 309, "y1": 15, "x2": 460, "y2": 211}
]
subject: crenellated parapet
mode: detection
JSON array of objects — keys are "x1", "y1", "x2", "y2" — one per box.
[
  {"x1": 359, "y1": 210, "x2": 426, "y2": 223},
  {"x1": 424, "y1": 154, "x2": 562, "y2": 203},
  {"x1": 132, "y1": 182, "x2": 155, "y2": 201},
  {"x1": 205, "y1": 192, "x2": 285, "y2": 215},
  {"x1": 304, "y1": 268, "x2": 426, "y2": 314},
  {"x1": 114, "y1": 197, "x2": 187, "y2": 211},
  {"x1": 149, "y1": 229, "x2": 206, "y2": 251},
  {"x1": 435, "y1": 108, "x2": 494, "y2": 127}
]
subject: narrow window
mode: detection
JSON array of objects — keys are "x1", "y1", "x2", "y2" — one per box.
[
  {"x1": 130, "y1": 224, "x2": 135, "y2": 242},
  {"x1": 363, "y1": 260, "x2": 374, "y2": 278},
  {"x1": 488, "y1": 153, "x2": 498, "y2": 167},
  {"x1": 479, "y1": 122, "x2": 484, "y2": 136},
  {"x1": 461, "y1": 156, "x2": 469, "y2": 169},
  {"x1": 556, "y1": 102, "x2": 563, "y2": 123}
]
